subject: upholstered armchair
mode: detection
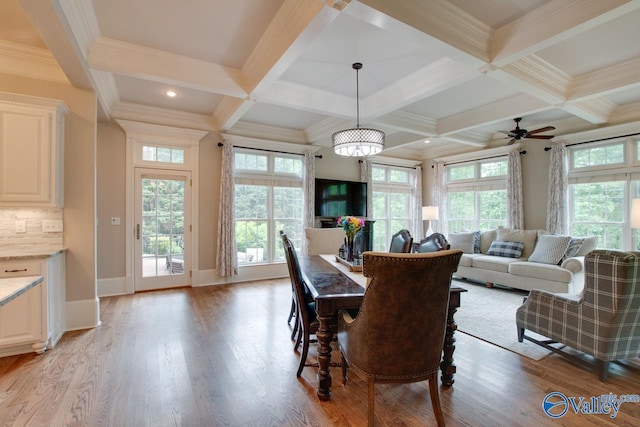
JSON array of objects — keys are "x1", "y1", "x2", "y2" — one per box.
[
  {"x1": 338, "y1": 250, "x2": 463, "y2": 426},
  {"x1": 388, "y1": 229, "x2": 413, "y2": 253},
  {"x1": 516, "y1": 249, "x2": 640, "y2": 381}
]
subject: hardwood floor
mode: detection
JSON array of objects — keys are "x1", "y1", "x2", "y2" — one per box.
[{"x1": 0, "y1": 278, "x2": 639, "y2": 426}]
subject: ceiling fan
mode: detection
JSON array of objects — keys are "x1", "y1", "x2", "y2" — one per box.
[{"x1": 499, "y1": 117, "x2": 555, "y2": 145}]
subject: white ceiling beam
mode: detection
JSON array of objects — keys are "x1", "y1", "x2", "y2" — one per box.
[
  {"x1": 491, "y1": 0, "x2": 640, "y2": 66},
  {"x1": 364, "y1": 58, "x2": 476, "y2": 119},
  {"x1": 215, "y1": 0, "x2": 338, "y2": 131},
  {"x1": 354, "y1": 0, "x2": 491, "y2": 67},
  {"x1": 489, "y1": 55, "x2": 570, "y2": 105},
  {"x1": 88, "y1": 37, "x2": 246, "y2": 98},
  {"x1": 437, "y1": 93, "x2": 551, "y2": 135},
  {"x1": 372, "y1": 110, "x2": 437, "y2": 136},
  {"x1": 568, "y1": 56, "x2": 640, "y2": 100},
  {"x1": 563, "y1": 98, "x2": 617, "y2": 124}
]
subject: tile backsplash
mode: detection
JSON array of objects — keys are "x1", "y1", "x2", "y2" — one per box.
[{"x1": 0, "y1": 208, "x2": 63, "y2": 250}]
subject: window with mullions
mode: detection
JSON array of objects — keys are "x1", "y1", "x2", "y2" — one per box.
[
  {"x1": 142, "y1": 145, "x2": 185, "y2": 164},
  {"x1": 445, "y1": 158, "x2": 508, "y2": 233},
  {"x1": 568, "y1": 139, "x2": 640, "y2": 250},
  {"x1": 234, "y1": 150, "x2": 304, "y2": 264},
  {"x1": 371, "y1": 165, "x2": 415, "y2": 251}
]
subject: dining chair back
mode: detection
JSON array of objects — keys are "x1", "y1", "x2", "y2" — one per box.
[
  {"x1": 415, "y1": 232, "x2": 450, "y2": 253},
  {"x1": 282, "y1": 232, "x2": 321, "y2": 377},
  {"x1": 388, "y1": 229, "x2": 413, "y2": 253},
  {"x1": 337, "y1": 250, "x2": 463, "y2": 426}
]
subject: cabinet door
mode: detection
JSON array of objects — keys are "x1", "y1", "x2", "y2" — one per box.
[
  {"x1": 0, "y1": 108, "x2": 51, "y2": 203},
  {"x1": 0, "y1": 283, "x2": 44, "y2": 351}
]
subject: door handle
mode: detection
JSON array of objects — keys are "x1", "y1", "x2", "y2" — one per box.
[{"x1": 136, "y1": 224, "x2": 140, "y2": 240}]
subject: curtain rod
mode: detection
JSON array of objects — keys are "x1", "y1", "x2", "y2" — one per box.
[
  {"x1": 359, "y1": 159, "x2": 417, "y2": 170},
  {"x1": 217, "y1": 142, "x2": 322, "y2": 158},
  {"x1": 433, "y1": 150, "x2": 525, "y2": 168},
  {"x1": 544, "y1": 132, "x2": 640, "y2": 151}
]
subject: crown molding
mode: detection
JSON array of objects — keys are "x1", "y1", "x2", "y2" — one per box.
[
  {"x1": 496, "y1": 54, "x2": 570, "y2": 104},
  {"x1": 258, "y1": 79, "x2": 353, "y2": 118},
  {"x1": 0, "y1": 40, "x2": 69, "y2": 84},
  {"x1": 304, "y1": 117, "x2": 351, "y2": 143},
  {"x1": 434, "y1": 143, "x2": 520, "y2": 164},
  {"x1": 55, "y1": 0, "x2": 101, "y2": 60},
  {"x1": 112, "y1": 102, "x2": 215, "y2": 131},
  {"x1": 227, "y1": 120, "x2": 308, "y2": 144},
  {"x1": 115, "y1": 119, "x2": 209, "y2": 145},
  {"x1": 0, "y1": 91, "x2": 69, "y2": 115},
  {"x1": 554, "y1": 120, "x2": 640, "y2": 145},
  {"x1": 221, "y1": 133, "x2": 319, "y2": 154},
  {"x1": 610, "y1": 101, "x2": 640, "y2": 124},
  {"x1": 89, "y1": 69, "x2": 118, "y2": 119},
  {"x1": 564, "y1": 97, "x2": 617, "y2": 124}
]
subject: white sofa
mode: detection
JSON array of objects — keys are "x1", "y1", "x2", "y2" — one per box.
[{"x1": 448, "y1": 227, "x2": 597, "y2": 294}]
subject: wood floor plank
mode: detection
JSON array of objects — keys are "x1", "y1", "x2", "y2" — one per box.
[{"x1": 0, "y1": 278, "x2": 638, "y2": 426}]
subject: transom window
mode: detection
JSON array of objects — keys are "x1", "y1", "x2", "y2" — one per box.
[
  {"x1": 234, "y1": 149, "x2": 304, "y2": 264},
  {"x1": 142, "y1": 145, "x2": 185, "y2": 164}
]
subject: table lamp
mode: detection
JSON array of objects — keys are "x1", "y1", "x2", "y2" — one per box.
[{"x1": 422, "y1": 206, "x2": 439, "y2": 237}]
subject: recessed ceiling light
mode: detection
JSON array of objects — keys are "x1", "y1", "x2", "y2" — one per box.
[
  {"x1": 165, "y1": 90, "x2": 178, "y2": 98},
  {"x1": 424, "y1": 139, "x2": 431, "y2": 144}
]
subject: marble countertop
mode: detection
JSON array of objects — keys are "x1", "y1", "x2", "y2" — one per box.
[
  {"x1": 0, "y1": 276, "x2": 44, "y2": 307},
  {"x1": 0, "y1": 248, "x2": 66, "y2": 261}
]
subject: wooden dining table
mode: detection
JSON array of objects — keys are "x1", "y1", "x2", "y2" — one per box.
[{"x1": 299, "y1": 254, "x2": 467, "y2": 401}]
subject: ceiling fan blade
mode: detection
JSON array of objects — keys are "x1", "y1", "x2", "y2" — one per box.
[
  {"x1": 507, "y1": 138, "x2": 516, "y2": 145},
  {"x1": 526, "y1": 134, "x2": 554, "y2": 139},
  {"x1": 527, "y1": 126, "x2": 556, "y2": 135}
]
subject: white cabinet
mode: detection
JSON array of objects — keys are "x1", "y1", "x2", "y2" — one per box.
[
  {"x1": 0, "y1": 252, "x2": 66, "y2": 357},
  {"x1": 0, "y1": 93, "x2": 68, "y2": 207}
]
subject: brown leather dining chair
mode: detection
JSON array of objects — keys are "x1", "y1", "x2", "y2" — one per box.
[
  {"x1": 388, "y1": 229, "x2": 413, "y2": 253},
  {"x1": 337, "y1": 250, "x2": 463, "y2": 426}
]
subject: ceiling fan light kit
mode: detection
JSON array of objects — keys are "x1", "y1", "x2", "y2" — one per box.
[
  {"x1": 500, "y1": 117, "x2": 555, "y2": 145},
  {"x1": 332, "y1": 63, "x2": 385, "y2": 158}
]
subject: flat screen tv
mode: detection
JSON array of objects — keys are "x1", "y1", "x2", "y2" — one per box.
[{"x1": 315, "y1": 178, "x2": 367, "y2": 218}]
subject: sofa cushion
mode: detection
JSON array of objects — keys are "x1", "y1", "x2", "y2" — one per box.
[
  {"x1": 509, "y1": 261, "x2": 573, "y2": 283},
  {"x1": 486, "y1": 240, "x2": 525, "y2": 258},
  {"x1": 472, "y1": 254, "x2": 519, "y2": 273},
  {"x1": 575, "y1": 236, "x2": 598, "y2": 256},
  {"x1": 561, "y1": 237, "x2": 584, "y2": 263},
  {"x1": 448, "y1": 232, "x2": 476, "y2": 254},
  {"x1": 480, "y1": 229, "x2": 497, "y2": 254},
  {"x1": 528, "y1": 234, "x2": 571, "y2": 265},
  {"x1": 496, "y1": 227, "x2": 538, "y2": 258},
  {"x1": 458, "y1": 253, "x2": 482, "y2": 267}
]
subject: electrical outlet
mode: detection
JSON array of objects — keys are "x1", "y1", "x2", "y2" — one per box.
[
  {"x1": 15, "y1": 220, "x2": 26, "y2": 233},
  {"x1": 111, "y1": 217, "x2": 121, "y2": 225},
  {"x1": 42, "y1": 220, "x2": 63, "y2": 233}
]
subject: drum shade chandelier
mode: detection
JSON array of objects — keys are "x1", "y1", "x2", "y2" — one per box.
[{"x1": 332, "y1": 63, "x2": 385, "y2": 158}]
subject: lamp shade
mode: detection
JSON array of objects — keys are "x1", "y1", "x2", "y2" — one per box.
[
  {"x1": 631, "y1": 198, "x2": 640, "y2": 228},
  {"x1": 422, "y1": 206, "x2": 439, "y2": 221}
]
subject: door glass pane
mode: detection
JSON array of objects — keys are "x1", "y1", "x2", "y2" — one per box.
[{"x1": 141, "y1": 178, "x2": 185, "y2": 277}]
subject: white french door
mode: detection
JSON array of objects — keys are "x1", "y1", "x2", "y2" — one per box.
[{"x1": 134, "y1": 168, "x2": 191, "y2": 291}]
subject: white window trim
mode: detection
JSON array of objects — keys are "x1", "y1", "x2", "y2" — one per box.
[{"x1": 117, "y1": 119, "x2": 207, "y2": 293}]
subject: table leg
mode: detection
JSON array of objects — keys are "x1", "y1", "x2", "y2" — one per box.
[
  {"x1": 440, "y1": 303, "x2": 459, "y2": 386},
  {"x1": 316, "y1": 314, "x2": 334, "y2": 401}
]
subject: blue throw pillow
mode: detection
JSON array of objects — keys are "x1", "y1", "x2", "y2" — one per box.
[{"x1": 486, "y1": 240, "x2": 524, "y2": 258}]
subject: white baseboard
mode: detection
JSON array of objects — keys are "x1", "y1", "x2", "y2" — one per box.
[
  {"x1": 66, "y1": 297, "x2": 101, "y2": 331},
  {"x1": 98, "y1": 276, "x2": 128, "y2": 297},
  {"x1": 193, "y1": 264, "x2": 289, "y2": 287}
]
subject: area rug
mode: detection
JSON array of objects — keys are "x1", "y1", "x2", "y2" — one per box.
[{"x1": 453, "y1": 279, "x2": 553, "y2": 360}]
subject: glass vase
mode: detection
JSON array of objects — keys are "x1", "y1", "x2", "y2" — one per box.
[{"x1": 346, "y1": 233, "x2": 355, "y2": 262}]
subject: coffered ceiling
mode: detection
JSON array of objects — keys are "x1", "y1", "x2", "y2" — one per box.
[{"x1": 5, "y1": 0, "x2": 640, "y2": 159}]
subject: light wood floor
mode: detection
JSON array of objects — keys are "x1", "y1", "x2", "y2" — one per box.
[{"x1": 1, "y1": 278, "x2": 639, "y2": 426}]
